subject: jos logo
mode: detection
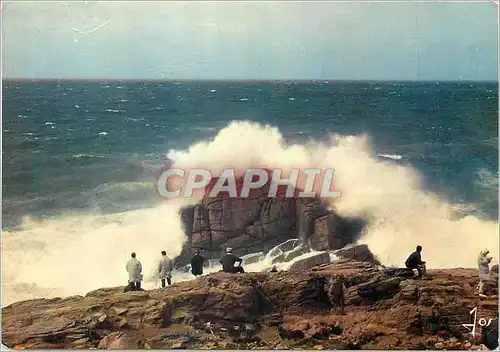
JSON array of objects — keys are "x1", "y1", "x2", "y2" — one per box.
[{"x1": 461, "y1": 307, "x2": 494, "y2": 337}]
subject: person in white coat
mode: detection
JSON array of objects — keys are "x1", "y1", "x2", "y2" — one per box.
[
  {"x1": 158, "y1": 251, "x2": 173, "y2": 287},
  {"x1": 126, "y1": 252, "x2": 143, "y2": 291},
  {"x1": 478, "y1": 248, "x2": 493, "y2": 297}
]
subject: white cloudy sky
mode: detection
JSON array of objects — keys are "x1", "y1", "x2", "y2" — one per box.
[{"x1": 2, "y1": 1, "x2": 498, "y2": 80}]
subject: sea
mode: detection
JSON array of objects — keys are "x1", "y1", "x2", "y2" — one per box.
[{"x1": 2, "y1": 80, "x2": 498, "y2": 305}]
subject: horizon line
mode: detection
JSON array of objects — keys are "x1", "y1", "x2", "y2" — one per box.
[{"x1": 3, "y1": 78, "x2": 499, "y2": 83}]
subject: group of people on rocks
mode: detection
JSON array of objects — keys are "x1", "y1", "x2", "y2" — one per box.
[
  {"x1": 405, "y1": 245, "x2": 496, "y2": 297},
  {"x1": 124, "y1": 247, "x2": 248, "y2": 291},
  {"x1": 190, "y1": 247, "x2": 246, "y2": 275},
  {"x1": 125, "y1": 244, "x2": 495, "y2": 298},
  {"x1": 125, "y1": 251, "x2": 175, "y2": 291}
]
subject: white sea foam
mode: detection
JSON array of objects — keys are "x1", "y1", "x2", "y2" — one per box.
[
  {"x1": 2, "y1": 121, "x2": 498, "y2": 306},
  {"x1": 378, "y1": 153, "x2": 402, "y2": 160}
]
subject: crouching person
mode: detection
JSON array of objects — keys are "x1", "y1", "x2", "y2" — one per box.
[
  {"x1": 405, "y1": 245, "x2": 426, "y2": 279},
  {"x1": 220, "y1": 247, "x2": 244, "y2": 273}
]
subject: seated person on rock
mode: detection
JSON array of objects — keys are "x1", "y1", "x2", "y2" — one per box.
[
  {"x1": 405, "y1": 245, "x2": 426, "y2": 279},
  {"x1": 220, "y1": 247, "x2": 244, "y2": 273}
]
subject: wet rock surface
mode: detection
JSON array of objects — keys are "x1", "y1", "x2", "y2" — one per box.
[
  {"x1": 288, "y1": 252, "x2": 332, "y2": 272},
  {"x1": 3, "y1": 260, "x2": 498, "y2": 350},
  {"x1": 334, "y1": 244, "x2": 381, "y2": 265}
]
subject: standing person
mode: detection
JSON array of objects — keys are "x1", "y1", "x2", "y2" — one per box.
[
  {"x1": 191, "y1": 250, "x2": 205, "y2": 277},
  {"x1": 126, "y1": 252, "x2": 143, "y2": 291},
  {"x1": 158, "y1": 251, "x2": 173, "y2": 287},
  {"x1": 220, "y1": 247, "x2": 244, "y2": 273},
  {"x1": 405, "y1": 245, "x2": 426, "y2": 279},
  {"x1": 478, "y1": 248, "x2": 493, "y2": 297}
]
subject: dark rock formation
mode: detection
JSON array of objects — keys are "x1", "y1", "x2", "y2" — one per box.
[
  {"x1": 335, "y1": 244, "x2": 381, "y2": 265},
  {"x1": 482, "y1": 318, "x2": 498, "y2": 350},
  {"x1": 288, "y1": 252, "x2": 332, "y2": 272},
  {"x1": 356, "y1": 276, "x2": 403, "y2": 300},
  {"x1": 383, "y1": 267, "x2": 416, "y2": 278},
  {"x1": 176, "y1": 173, "x2": 367, "y2": 265},
  {"x1": 491, "y1": 264, "x2": 498, "y2": 274},
  {"x1": 309, "y1": 214, "x2": 367, "y2": 251}
]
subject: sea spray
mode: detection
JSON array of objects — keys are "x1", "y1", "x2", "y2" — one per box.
[{"x1": 2, "y1": 121, "x2": 498, "y2": 306}]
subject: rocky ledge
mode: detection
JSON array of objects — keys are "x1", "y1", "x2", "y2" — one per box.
[{"x1": 2, "y1": 258, "x2": 498, "y2": 350}]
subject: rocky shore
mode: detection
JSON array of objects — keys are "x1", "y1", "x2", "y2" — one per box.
[
  {"x1": 4, "y1": 176, "x2": 498, "y2": 350},
  {"x1": 3, "y1": 254, "x2": 498, "y2": 350}
]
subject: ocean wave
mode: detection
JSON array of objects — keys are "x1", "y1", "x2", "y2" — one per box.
[
  {"x1": 90, "y1": 181, "x2": 161, "y2": 213},
  {"x1": 378, "y1": 154, "x2": 403, "y2": 160},
  {"x1": 72, "y1": 153, "x2": 107, "y2": 159},
  {"x1": 125, "y1": 117, "x2": 145, "y2": 122},
  {"x1": 146, "y1": 107, "x2": 165, "y2": 112},
  {"x1": 104, "y1": 109, "x2": 126, "y2": 113},
  {"x1": 2, "y1": 120, "x2": 498, "y2": 306},
  {"x1": 475, "y1": 168, "x2": 498, "y2": 190},
  {"x1": 2, "y1": 200, "x2": 191, "y2": 306},
  {"x1": 167, "y1": 120, "x2": 498, "y2": 270}
]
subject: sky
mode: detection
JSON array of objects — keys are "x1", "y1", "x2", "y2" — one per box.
[{"x1": 2, "y1": 1, "x2": 499, "y2": 80}]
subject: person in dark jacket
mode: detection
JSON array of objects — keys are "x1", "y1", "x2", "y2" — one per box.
[
  {"x1": 191, "y1": 250, "x2": 205, "y2": 277},
  {"x1": 405, "y1": 245, "x2": 426, "y2": 279},
  {"x1": 220, "y1": 247, "x2": 244, "y2": 273}
]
